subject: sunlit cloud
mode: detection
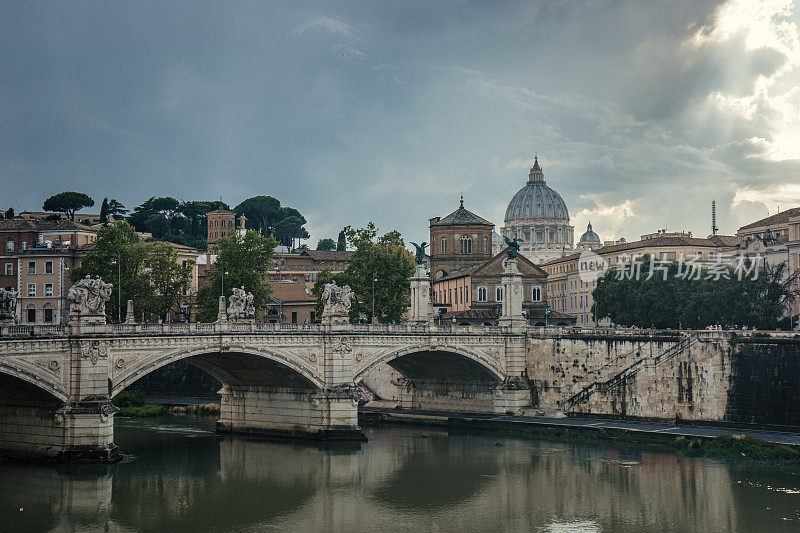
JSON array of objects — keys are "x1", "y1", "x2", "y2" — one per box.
[
  {"x1": 692, "y1": 0, "x2": 800, "y2": 161},
  {"x1": 575, "y1": 197, "x2": 637, "y2": 241},
  {"x1": 733, "y1": 182, "x2": 800, "y2": 211}
]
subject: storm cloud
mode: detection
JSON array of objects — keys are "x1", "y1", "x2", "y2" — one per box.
[{"x1": 1, "y1": 0, "x2": 798, "y2": 245}]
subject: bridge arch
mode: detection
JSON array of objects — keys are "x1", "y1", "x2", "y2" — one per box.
[
  {"x1": 354, "y1": 344, "x2": 505, "y2": 384},
  {"x1": 111, "y1": 345, "x2": 323, "y2": 398},
  {"x1": 0, "y1": 359, "x2": 69, "y2": 403}
]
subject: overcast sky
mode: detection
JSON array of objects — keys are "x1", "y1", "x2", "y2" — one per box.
[{"x1": 2, "y1": 0, "x2": 799, "y2": 246}]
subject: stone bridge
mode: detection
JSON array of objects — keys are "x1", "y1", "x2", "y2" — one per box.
[
  {"x1": 4, "y1": 260, "x2": 790, "y2": 463},
  {"x1": 0, "y1": 320, "x2": 530, "y2": 462}
]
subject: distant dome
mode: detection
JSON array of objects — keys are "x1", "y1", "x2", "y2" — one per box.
[
  {"x1": 504, "y1": 157, "x2": 569, "y2": 222},
  {"x1": 579, "y1": 222, "x2": 600, "y2": 244}
]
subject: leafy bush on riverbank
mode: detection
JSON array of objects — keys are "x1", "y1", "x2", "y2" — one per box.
[
  {"x1": 674, "y1": 434, "x2": 800, "y2": 462},
  {"x1": 117, "y1": 404, "x2": 167, "y2": 417},
  {"x1": 169, "y1": 403, "x2": 220, "y2": 415},
  {"x1": 113, "y1": 391, "x2": 146, "y2": 408},
  {"x1": 113, "y1": 391, "x2": 166, "y2": 417}
]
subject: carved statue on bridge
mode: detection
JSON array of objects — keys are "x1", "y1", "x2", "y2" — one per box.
[
  {"x1": 68, "y1": 276, "x2": 112, "y2": 321},
  {"x1": 0, "y1": 287, "x2": 18, "y2": 322},
  {"x1": 410, "y1": 242, "x2": 428, "y2": 265},
  {"x1": 321, "y1": 282, "x2": 353, "y2": 325},
  {"x1": 504, "y1": 236, "x2": 523, "y2": 260},
  {"x1": 227, "y1": 286, "x2": 255, "y2": 320}
]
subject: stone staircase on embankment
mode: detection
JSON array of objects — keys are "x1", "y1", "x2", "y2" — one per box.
[{"x1": 562, "y1": 333, "x2": 699, "y2": 412}]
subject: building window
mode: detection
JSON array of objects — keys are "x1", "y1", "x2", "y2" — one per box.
[
  {"x1": 4, "y1": 263, "x2": 11, "y2": 276},
  {"x1": 310, "y1": 311, "x2": 315, "y2": 323},
  {"x1": 21, "y1": 242, "x2": 27, "y2": 250},
  {"x1": 27, "y1": 283, "x2": 36, "y2": 297},
  {"x1": 5, "y1": 238, "x2": 13, "y2": 251},
  {"x1": 660, "y1": 251, "x2": 677, "y2": 261},
  {"x1": 495, "y1": 286, "x2": 504, "y2": 302},
  {"x1": 27, "y1": 307, "x2": 36, "y2": 323},
  {"x1": 291, "y1": 311, "x2": 297, "y2": 324},
  {"x1": 483, "y1": 237, "x2": 488, "y2": 253},
  {"x1": 441, "y1": 237, "x2": 447, "y2": 255},
  {"x1": 460, "y1": 235, "x2": 472, "y2": 254},
  {"x1": 45, "y1": 261, "x2": 53, "y2": 274},
  {"x1": 44, "y1": 308, "x2": 53, "y2": 323},
  {"x1": 45, "y1": 283, "x2": 53, "y2": 297},
  {"x1": 531, "y1": 285, "x2": 542, "y2": 302},
  {"x1": 28, "y1": 261, "x2": 36, "y2": 274}
]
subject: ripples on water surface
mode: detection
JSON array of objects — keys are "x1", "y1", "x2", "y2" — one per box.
[{"x1": 1, "y1": 416, "x2": 800, "y2": 532}]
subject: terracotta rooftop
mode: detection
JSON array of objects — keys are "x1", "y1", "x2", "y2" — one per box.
[
  {"x1": 738, "y1": 207, "x2": 800, "y2": 231},
  {"x1": 0, "y1": 219, "x2": 96, "y2": 232},
  {"x1": 299, "y1": 250, "x2": 354, "y2": 262},
  {"x1": 431, "y1": 200, "x2": 493, "y2": 227},
  {"x1": 541, "y1": 235, "x2": 741, "y2": 267}
]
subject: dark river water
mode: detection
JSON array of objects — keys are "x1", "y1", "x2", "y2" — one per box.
[{"x1": 2, "y1": 416, "x2": 800, "y2": 532}]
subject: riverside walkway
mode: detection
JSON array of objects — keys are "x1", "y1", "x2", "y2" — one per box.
[{"x1": 360, "y1": 407, "x2": 800, "y2": 447}]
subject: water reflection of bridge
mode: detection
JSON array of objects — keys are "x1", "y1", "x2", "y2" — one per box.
[{"x1": 7, "y1": 421, "x2": 798, "y2": 532}]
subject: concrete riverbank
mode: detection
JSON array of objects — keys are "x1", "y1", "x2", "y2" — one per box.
[{"x1": 359, "y1": 407, "x2": 800, "y2": 447}]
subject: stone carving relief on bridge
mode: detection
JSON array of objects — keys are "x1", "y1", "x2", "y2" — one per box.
[
  {"x1": 82, "y1": 340, "x2": 109, "y2": 365},
  {"x1": 0, "y1": 287, "x2": 18, "y2": 323},
  {"x1": 227, "y1": 286, "x2": 255, "y2": 321},
  {"x1": 34, "y1": 358, "x2": 61, "y2": 376},
  {"x1": 68, "y1": 276, "x2": 112, "y2": 324},
  {"x1": 321, "y1": 282, "x2": 353, "y2": 325}
]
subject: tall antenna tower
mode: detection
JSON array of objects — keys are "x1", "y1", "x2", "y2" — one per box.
[{"x1": 711, "y1": 200, "x2": 719, "y2": 236}]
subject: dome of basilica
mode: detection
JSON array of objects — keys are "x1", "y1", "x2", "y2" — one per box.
[
  {"x1": 579, "y1": 222, "x2": 600, "y2": 244},
  {"x1": 504, "y1": 157, "x2": 569, "y2": 223},
  {"x1": 501, "y1": 155, "x2": 575, "y2": 264}
]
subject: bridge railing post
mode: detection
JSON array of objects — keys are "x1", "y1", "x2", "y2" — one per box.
[{"x1": 408, "y1": 264, "x2": 434, "y2": 325}]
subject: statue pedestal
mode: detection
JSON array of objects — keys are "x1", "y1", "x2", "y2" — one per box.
[
  {"x1": 408, "y1": 264, "x2": 433, "y2": 325},
  {"x1": 215, "y1": 296, "x2": 228, "y2": 323},
  {"x1": 125, "y1": 300, "x2": 136, "y2": 324},
  {"x1": 69, "y1": 314, "x2": 107, "y2": 328},
  {"x1": 321, "y1": 312, "x2": 349, "y2": 326},
  {"x1": 498, "y1": 259, "x2": 526, "y2": 330}
]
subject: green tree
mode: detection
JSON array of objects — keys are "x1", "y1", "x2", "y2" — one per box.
[
  {"x1": 336, "y1": 230, "x2": 346, "y2": 251},
  {"x1": 107, "y1": 199, "x2": 128, "y2": 217},
  {"x1": 4, "y1": 207, "x2": 14, "y2": 219},
  {"x1": 71, "y1": 222, "x2": 154, "y2": 322},
  {"x1": 99, "y1": 198, "x2": 109, "y2": 224},
  {"x1": 150, "y1": 197, "x2": 180, "y2": 234},
  {"x1": 234, "y1": 196, "x2": 281, "y2": 235},
  {"x1": 316, "y1": 238, "x2": 336, "y2": 251},
  {"x1": 42, "y1": 191, "x2": 94, "y2": 221},
  {"x1": 274, "y1": 215, "x2": 308, "y2": 248},
  {"x1": 147, "y1": 243, "x2": 195, "y2": 321},
  {"x1": 592, "y1": 255, "x2": 796, "y2": 329},
  {"x1": 145, "y1": 213, "x2": 170, "y2": 238},
  {"x1": 195, "y1": 231, "x2": 277, "y2": 322},
  {"x1": 317, "y1": 223, "x2": 414, "y2": 323}
]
